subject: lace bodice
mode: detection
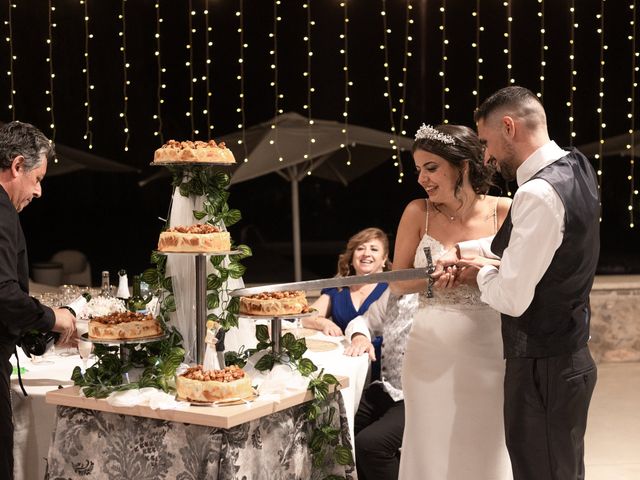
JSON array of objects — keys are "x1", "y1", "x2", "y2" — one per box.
[{"x1": 414, "y1": 233, "x2": 483, "y2": 306}]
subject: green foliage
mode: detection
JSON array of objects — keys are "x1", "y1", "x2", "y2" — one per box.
[{"x1": 246, "y1": 330, "x2": 353, "y2": 479}]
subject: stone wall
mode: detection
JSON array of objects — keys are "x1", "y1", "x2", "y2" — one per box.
[{"x1": 589, "y1": 276, "x2": 640, "y2": 363}]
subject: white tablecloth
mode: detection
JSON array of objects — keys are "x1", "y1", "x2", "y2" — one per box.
[{"x1": 10, "y1": 349, "x2": 86, "y2": 480}]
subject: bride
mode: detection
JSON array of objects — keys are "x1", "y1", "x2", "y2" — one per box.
[{"x1": 391, "y1": 124, "x2": 512, "y2": 479}]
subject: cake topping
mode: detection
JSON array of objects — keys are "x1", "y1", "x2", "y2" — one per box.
[
  {"x1": 160, "y1": 139, "x2": 227, "y2": 149},
  {"x1": 181, "y1": 365, "x2": 246, "y2": 382},
  {"x1": 166, "y1": 224, "x2": 220, "y2": 234},
  {"x1": 246, "y1": 290, "x2": 305, "y2": 300},
  {"x1": 91, "y1": 311, "x2": 153, "y2": 325}
]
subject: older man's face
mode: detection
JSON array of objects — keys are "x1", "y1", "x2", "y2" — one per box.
[{"x1": 12, "y1": 155, "x2": 47, "y2": 212}]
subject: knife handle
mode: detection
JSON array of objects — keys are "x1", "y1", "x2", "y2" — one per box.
[{"x1": 423, "y1": 247, "x2": 435, "y2": 298}]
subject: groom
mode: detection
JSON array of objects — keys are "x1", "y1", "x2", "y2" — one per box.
[{"x1": 438, "y1": 86, "x2": 599, "y2": 480}]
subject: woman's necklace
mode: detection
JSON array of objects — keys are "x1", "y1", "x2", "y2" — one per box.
[
  {"x1": 432, "y1": 196, "x2": 479, "y2": 222},
  {"x1": 432, "y1": 203, "x2": 457, "y2": 222}
]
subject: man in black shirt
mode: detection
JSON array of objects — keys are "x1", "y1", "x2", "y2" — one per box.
[{"x1": 0, "y1": 121, "x2": 76, "y2": 479}]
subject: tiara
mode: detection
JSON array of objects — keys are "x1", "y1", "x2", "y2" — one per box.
[{"x1": 415, "y1": 123, "x2": 456, "y2": 145}]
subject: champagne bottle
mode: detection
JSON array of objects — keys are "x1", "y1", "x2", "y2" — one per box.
[
  {"x1": 116, "y1": 269, "x2": 130, "y2": 300},
  {"x1": 127, "y1": 275, "x2": 148, "y2": 313},
  {"x1": 19, "y1": 292, "x2": 92, "y2": 358},
  {"x1": 100, "y1": 270, "x2": 112, "y2": 298}
]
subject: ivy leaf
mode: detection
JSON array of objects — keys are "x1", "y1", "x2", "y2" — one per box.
[
  {"x1": 193, "y1": 209, "x2": 207, "y2": 220},
  {"x1": 234, "y1": 244, "x2": 252, "y2": 260},
  {"x1": 227, "y1": 297, "x2": 240, "y2": 314},
  {"x1": 297, "y1": 358, "x2": 318, "y2": 376},
  {"x1": 224, "y1": 311, "x2": 239, "y2": 329},
  {"x1": 281, "y1": 332, "x2": 297, "y2": 350},
  {"x1": 163, "y1": 294, "x2": 176, "y2": 313},
  {"x1": 209, "y1": 255, "x2": 224, "y2": 267},
  {"x1": 321, "y1": 373, "x2": 339, "y2": 386},
  {"x1": 226, "y1": 262, "x2": 246, "y2": 279},
  {"x1": 162, "y1": 276, "x2": 173, "y2": 292},
  {"x1": 254, "y1": 353, "x2": 276, "y2": 371},
  {"x1": 307, "y1": 403, "x2": 322, "y2": 421},
  {"x1": 223, "y1": 209, "x2": 242, "y2": 227},
  {"x1": 206, "y1": 291, "x2": 220, "y2": 310},
  {"x1": 288, "y1": 338, "x2": 308, "y2": 360},
  {"x1": 207, "y1": 274, "x2": 223, "y2": 290},
  {"x1": 141, "y1": 268, "x2": 160, "y2": 289},
  {"x1": 256, "y1": 324, "x2": 270, "y2": 343}
]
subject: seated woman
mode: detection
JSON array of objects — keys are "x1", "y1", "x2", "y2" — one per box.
[{"x1": 302, "y1": 227, "x2": 390, "y2": 336}]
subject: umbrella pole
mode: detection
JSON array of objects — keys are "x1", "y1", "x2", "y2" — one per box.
[{"x1": 292, "y1": 176, "x2": 302, "y2": 282}]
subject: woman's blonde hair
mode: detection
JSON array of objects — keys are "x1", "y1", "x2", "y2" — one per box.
[{"x1": 337, "y1": 227, "x2": 390, "y2": 277}]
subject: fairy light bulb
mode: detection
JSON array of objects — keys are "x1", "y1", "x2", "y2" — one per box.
[
  {"x1": 538, "y1": 0, "x2": 545, "y2": 99},
  {"x1": 46, "y1": 0, "x2": 56, "y2": 139},
  {"x1": 472, "y1": 2, "x2": 482, "y2": 108},
  {"x1": 440, "y1": 1, "x2": 448, "y2": 123},
  {"x1": 504, "y1": 0, "x2": 514, "y2": 85},
  {"x1": 120, "y1": 0, "x2": 130, "y2": 152},
  {"x1": 81, "y1": 0, "x2": 94, "y2": 149},
  {"x1": 204, "y1": 0, "x2": 213, "y2": 134},
  {"x1": 304, "y1": 0, "x2": 314, "y2": 167},
  {"x1": 153, "y1": 1, "x2": 164, "y2": 144},
  {"x1": 6, "y1": 3, "x2": 16, "y2": 118},
  {"x1": 596, "y1": 1, "x2": 607, "y2": 222},
  {"x1": 629, "y1": 0, "x2": 637, "y2": 228},
  {"x1": 269, "y1": 0, "x2": 284, "y2": 162},
  {"x1": 237, "y1": 3, "x2": 248, "y2": 163},
  {"x1": 185, "y1": 1, "x2": 196, "y2": 139}
]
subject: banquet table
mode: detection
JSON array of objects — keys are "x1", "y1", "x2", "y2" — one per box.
[{"x1": 11, "y1": 325, "x2": 368, "y2": 480}]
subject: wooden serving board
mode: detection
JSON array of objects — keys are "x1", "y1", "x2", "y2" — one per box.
[{"x1": 46, "y1": 375, "x2": 348, "y2": 429}]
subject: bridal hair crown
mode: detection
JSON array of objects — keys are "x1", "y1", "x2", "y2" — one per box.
[{"x1": 415, "y1": 123, "x2": 456, "y2": 145}]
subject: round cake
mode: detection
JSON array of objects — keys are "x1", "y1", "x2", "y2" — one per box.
[
  {"x1": 239, "y1": 290, "x2": 309, "y2": 316},
  {"x1": 158, "y1": 224, "x2": 231, "y2": 253},
  {"x1": 88, "y1": 311, "x2": 162, "y2": 340},
  {"x1": 154, "y1": 139, "x2": 236, "y2": 164},
  {"x1": 176, "y1": 365, "x2": 253, "y2": 403}
]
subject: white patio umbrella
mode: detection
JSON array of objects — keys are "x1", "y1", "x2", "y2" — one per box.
[{"x1": 223, "y1": 112, "x2": 414, "y2": 281}]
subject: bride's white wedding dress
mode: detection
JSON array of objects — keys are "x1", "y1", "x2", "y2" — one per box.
[{"x1": 399, "y1": 202, "x2": 512, "y2": 480}]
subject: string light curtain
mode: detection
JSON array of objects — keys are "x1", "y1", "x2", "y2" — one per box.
[
  {"x1": 472, "y1": 1, "x2": 483, "y2": 108},
  {"x1": 339, "y1": 0, "x2": 351, "y2": 167},
  {"x1": 46, "y1": 0, "x2": 56, "y2": 139},
  {"x1": 303, "y1": 0, "x2": 315, "y2": 172},
  {"x1": 538, "y1": 0, "x2": 545, "y2": 99},
  {"x1": 119, "y1": 0, "x2": 130, "y2": 152},
  {"x1": 568, "y1": 1, "x2": 577, "y2": 145},
  {"x1": 204, "y1": 0, "x2": 213, "y2": 135},
  {"x1": 81, "y1": 0, "x2": 94, "y2": 149},
  {"x1": 236, "y1": 0, "x2": 248, "y2": 162},
  {"x1": 505, "y1": 0, "x2": 513, "y2": 85},
  {"x1": 5, "y1": 2, "x2": 16, "y2": 119},
  {"x1": 629, "y1": 0, "x2": 637, "y2": 228},
  {"x1": 270, "y1": 0, "x2": 284, "y2": 162},
  {"x1": 187, "y1": 1, "x2": 196, "y2": 139},
  {"x1": 153, "y1": 0, "x2": 165, "y2": 144},
  {"x1": 596, "y1": 0, "x2": 606, "y2": 221},
  {"x1": 397, "y1": 1, "x2": 413, "y2": 137},
  {"x1": 439, "y1": 0, "x2": 448, "y2": 123}
]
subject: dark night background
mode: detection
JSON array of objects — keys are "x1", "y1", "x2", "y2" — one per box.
[{"x1": 1, "y1": 0, "x2": 638, "y2": 283}]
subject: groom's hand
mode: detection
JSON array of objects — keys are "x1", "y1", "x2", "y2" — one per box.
[
  {"x1": 433, "y1": 245, "x2": 460, "y2": 279},
  {"x1": 453, "y1": 256, "x2": 501, "y2": 287}
]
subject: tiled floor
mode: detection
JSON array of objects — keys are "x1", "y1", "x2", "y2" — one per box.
[{"x1": 586, "y1": 362, "x2": 640, "y2": 480}]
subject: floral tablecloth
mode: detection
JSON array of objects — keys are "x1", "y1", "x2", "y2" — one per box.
[{"x1": 46, "y1": 392, "x2": 355, "y2": 480}]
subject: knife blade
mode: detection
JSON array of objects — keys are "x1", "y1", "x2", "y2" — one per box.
[{"x1": 229, "y1": 267, "x2": 432, "y2": 297}]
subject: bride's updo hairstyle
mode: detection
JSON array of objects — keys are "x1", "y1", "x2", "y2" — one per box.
[
  {"x1": 337, "y1": 227, "x2": 390, "y2": 278},
  {"x1": 412, "y1": 124, "x2": 495, "y2": 196}
]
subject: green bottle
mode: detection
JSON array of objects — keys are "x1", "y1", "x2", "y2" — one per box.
[{"x1": 127, "y1": 275, "x2": 148, "y2": 313}]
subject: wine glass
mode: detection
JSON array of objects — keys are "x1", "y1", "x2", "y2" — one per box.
[{"x1": 77, "y1": 339, "x2": 93, "y2": 372}]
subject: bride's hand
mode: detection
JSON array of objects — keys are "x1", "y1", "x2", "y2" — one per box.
[
  {"x1": 433, "y1": 265, "x2": 458, "y2": 290},
  {"x1": 432, "y1": 246, "x2": 460, "y2": 278}
]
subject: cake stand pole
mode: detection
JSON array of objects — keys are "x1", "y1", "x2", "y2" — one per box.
[
  {"x1": 271, "y1": 317, "x2": 282, "y2": 354},
  {"x1": 195, "y1": 254, "x2": 207, "y2": 364}
]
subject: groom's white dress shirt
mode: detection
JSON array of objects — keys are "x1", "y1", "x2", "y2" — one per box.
[{"x1": 459, "y1": 140, "x2": 569, "y2": 317}]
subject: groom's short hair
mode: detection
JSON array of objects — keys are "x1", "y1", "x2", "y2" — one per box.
[{"x1": 475, "y1": 86, "x2": 546, "y2": 131}]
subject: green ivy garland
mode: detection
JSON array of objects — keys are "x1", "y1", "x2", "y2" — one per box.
[{"x1": 226, "y1": 324, "x2": 355, "y2": 479}]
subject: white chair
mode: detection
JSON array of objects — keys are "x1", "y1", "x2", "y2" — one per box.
[{"x1": 50, "y1": 250, "x2": 92, "y2": 287}]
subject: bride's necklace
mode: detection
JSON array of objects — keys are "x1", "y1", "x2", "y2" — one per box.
[{"x1": 432, "y1": 197, "x2": 478, "y2": 222}]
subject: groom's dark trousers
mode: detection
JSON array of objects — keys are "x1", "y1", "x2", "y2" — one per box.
[{"x1": 504, "y1": 345, "x2": 597, "y2": 480}]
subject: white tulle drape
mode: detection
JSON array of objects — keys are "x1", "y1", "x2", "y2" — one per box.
[{"x1": 165, "y1": 185, "x2": 248, "y2": 364}]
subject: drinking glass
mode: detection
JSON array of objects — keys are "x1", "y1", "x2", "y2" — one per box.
[{"x1": 77, "y1": 339, "x2": 93, "y2": 372}]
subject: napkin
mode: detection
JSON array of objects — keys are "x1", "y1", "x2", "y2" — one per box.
[{"x1": 106, "y1": 387, "x2": 190, "y2": 410}]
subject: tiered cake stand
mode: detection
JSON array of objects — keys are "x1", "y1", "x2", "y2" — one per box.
[{"x1": 238, "y1": 311, "x2": 317, "y2": 354}]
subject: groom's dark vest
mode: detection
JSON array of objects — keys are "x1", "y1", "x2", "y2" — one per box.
[{"x1": 491, "y1": 149, "x2": 600, "y2": 358}]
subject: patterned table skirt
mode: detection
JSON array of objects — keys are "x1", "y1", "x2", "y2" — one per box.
[{"x1": 46, "y1": 392, "x2": 355, "y2": 480}]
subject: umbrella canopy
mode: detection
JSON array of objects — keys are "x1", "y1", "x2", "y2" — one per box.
[
  {"x1": 48, "y1": 144, "x2": 140, "y2": 176},
  {"x1": 577, "y1": 130, "x2": 640, "y2": 158},
  {"x1": 223, "y1": 112, "x2": 414, "y2": 281}
]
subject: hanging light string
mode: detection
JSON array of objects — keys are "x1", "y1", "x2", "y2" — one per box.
[
  {"x1": 81, "y1": 0, "x2": 94, "y2": 149},
  {"x1": 397, "y1": 1, "x2": 413, "y2": 137},
  {"x1": 340, "y1": 0, "x2": 351, "y2": 166},
  {"x1": 568, "y1": 1, "x2": 577, "y2": 145},
  {"x1": 204, "y1": 0, "x2": 213, "y2": 136},
  {"x1": 119, "y1": 0, "x2": 130, "y2": 152},
  {"x1": 236, "y1": 0, "x2": 248, "y2": 162},
  {"x1": 629, "y1": 0, "x2": 637, "y2": 228},
  {"x1": 505, "y1": 0, "x2": 513, "y2": 85},
  {"x1": 380, "y1": 0, "x2": 408, "y2": 182},
  {"x1": 5, "y1": 2, "x2": 16, "y2": 119},
  {"x1": 538, "y1": 0, "x2": 545, "y2": 99},
  {"x1": 187, "y1": 1, "x2": 196, "y2": 139},
  {"x1": 439, "y1": 0, "x2": 448, "y2": 123},
  {"x1": 46, "y1": 0, "x2": 56, "y2": 139},
  {"x1": 153, "y1": 0, "x2": 164, "y2": 144},
  {"x1": 304, "y1": 0, "x2": 316, "y2": 173},
  {"x1": 596, "y1": 0, "x2": 606, "y2": 221},
  {"x1": 270, "y1": 0, "x2": 284, "y2": 162},
  {"x1": 472, "y1": 0, "x2": 482, "y2": 108}
]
